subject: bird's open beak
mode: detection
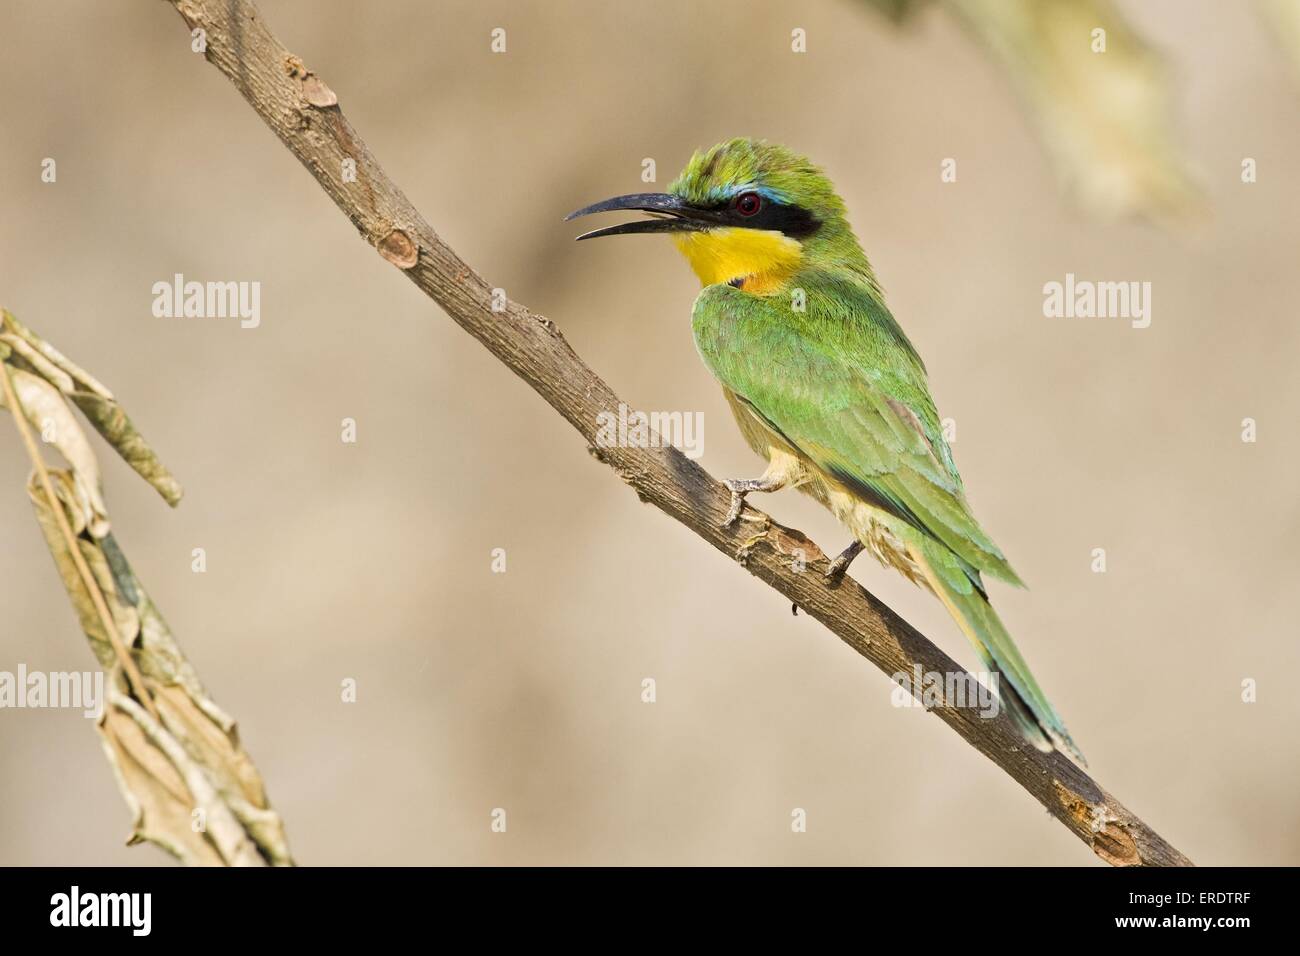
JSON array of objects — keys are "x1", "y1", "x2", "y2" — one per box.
[{"x1": 564, "y1": 192, "x2": 723, "y2": 240}]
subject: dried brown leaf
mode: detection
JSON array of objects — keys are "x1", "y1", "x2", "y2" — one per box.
[
  {"x1": 2, "y1": 309, "x2": 182, "y2": 506},
  {"x1": 3, "y1": 368, "x2": 110, "y2": 535},
  {"x1": 69, "y1": 390, "x2": 183, "y2": 507},
  {"x1": 24, "y1": 469, "x2": 293, "y2": 865}
]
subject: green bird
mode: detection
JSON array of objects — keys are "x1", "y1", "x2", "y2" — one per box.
[{"x1": 567, "y1": 138, "x2": 1083, "y2": 762}]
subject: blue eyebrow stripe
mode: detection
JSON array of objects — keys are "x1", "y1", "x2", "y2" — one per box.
[{"x1": 708, "y1": 183, "x2": 790, "y2": 205}]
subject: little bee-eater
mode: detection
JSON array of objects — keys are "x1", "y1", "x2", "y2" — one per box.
[{"x1": 567, "y1": 138, "x2": 1082, "y2": 762}]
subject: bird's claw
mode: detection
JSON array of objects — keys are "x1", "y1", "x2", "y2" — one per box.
[
  {"x1": 735, "y1": 524, "x2": 772, "y2": 565},
  {"x1": 825, "y1": 558, "x2": 850, "y2": 581},
  {"x1": 721, "y1": 477, "x2": 780, "y2": 528},
  {"x1": 825, "y1": 540, "x2": 865, "y2": 583},
  {"x1": 722, "y1": 481, "x2": 747, "y2": 527}
]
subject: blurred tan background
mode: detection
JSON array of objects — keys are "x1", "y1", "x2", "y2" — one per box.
[{"x1": 1, "y1": 0, "x2": 1297, "y2": 865}]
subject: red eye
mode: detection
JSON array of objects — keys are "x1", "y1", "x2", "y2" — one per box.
[{"x1": 734, "y1": 191, "x2": 763, "y2": 217}]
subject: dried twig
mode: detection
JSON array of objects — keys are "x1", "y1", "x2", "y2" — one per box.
[
  {"x1": 1, "y1": 360, "x2": 158, "y2": 720},
  {"x1": 2, "y1": 314, "x2": 292, "y2": 865},
  {"x1": 161, "y1": 0, "x2": 1192, "y2": 866}
]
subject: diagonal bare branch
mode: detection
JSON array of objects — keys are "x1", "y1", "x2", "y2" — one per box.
[{"x1": 160, "y1": 0, "x2": 1191, "y2": 866}]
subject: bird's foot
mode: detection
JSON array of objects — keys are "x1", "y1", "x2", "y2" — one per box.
[
  {"x1": 734, "y1": 518, "x2": 773, "y2": 566},
  {"x1": 825, "y1": 540, "x2": 865, "y2": 582},
  {"x1": 721, "y1": 476, "x2": 783, "y2": 528}
]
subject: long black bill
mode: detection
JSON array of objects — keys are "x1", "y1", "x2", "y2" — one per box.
[{"x1": 564, "y1": 192, "x2": 723, "y2": 240}]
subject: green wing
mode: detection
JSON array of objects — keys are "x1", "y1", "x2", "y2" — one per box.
[
  {"x1": 691, "y1": 274, "x2": 1022, "y2": 588},
  {"x1": 692, "y1": 276, "x2": 1086, "y2": 760}
]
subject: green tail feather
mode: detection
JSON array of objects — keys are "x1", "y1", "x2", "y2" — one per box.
[{"x1": 916, "y1": 539, "x2": 1085, "y2": 765}]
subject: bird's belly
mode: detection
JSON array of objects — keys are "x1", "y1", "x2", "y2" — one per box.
[
  {"x1": 721, "y1": 387, "x2": 929, "y2": 589},
  {"x1": 801, "y1": 474, "x2": 930, "y2": 590}
]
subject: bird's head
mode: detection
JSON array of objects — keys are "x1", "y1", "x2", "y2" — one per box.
[{"x1": 566, "y1": 138, "x2": 865, "y2": 293}]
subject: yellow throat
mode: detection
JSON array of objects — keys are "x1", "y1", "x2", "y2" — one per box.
[{"x1": 672, "y1": 227, "x2": 803, "y2": 293}]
